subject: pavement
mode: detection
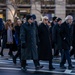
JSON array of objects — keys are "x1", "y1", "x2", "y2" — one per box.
[{"x1": 0, "y1": 48, "x2": 75, "y2": 75}]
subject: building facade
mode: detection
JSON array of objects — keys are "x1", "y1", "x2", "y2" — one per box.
[{"x1": 0, "y1": 0, "x2": 75, "y2": 22}]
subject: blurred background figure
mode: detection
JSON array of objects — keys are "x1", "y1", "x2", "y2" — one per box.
[
  {"x1": 52, "y1": 18, "x2": 62, "y2": 58},
  {"x1": 51, "y1": 16, "x2": 58, "y2": 57},
  {"x1": 0, "y1": 18, "x2": 4, "y2": 47},
  {"x1": 0, "y1": 19, "x2": 17, "y2": 57},
  {"x1": 13, "y1": 19, "x2": 22, "y2": 64}
]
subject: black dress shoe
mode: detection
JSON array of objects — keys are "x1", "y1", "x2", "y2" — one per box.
[
  {"x1": 21, "y1": 67, "x2": 27, "y2": 71},
  {"x1": 0, "y1": 52, "x2": 4, "y2": 56},
  {"x1": 60, "y1": 66, "x2": 66, "y2": 69},
  {"x1": 49, "y1": 67, "x2": 55, "y2": 70},
  {"x1": 13, "y1": 56, "x2": 16, "y2": 64},
  {"x1": 8, "y1": 52, "x2": 13, "y2": 57},
  {"x1": 68, "y1": 66, "x2": 74, "y2": 69},
  {"x1": 35, "y1": 65, "x2": 43, "y2": 70}
]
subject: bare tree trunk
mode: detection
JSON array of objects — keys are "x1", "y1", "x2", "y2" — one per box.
[
  {"x1": 6, "y1": 0, "x2": 17, "y2": 22},
  {"x1": 31, "y1": 0, "x2": 42, "y2": 22}
]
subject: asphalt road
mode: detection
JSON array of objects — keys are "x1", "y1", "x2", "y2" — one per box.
[{"x1": 0, "y1": 48, "x2": 75, "y2": 75}]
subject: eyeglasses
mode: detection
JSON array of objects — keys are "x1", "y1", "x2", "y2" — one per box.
[
  {"x1": 44, "y1": 19, "x2": 48, "y2": 21},
  {"x1": 30, "y1": 18, "x2": 33, "y2": 20}
]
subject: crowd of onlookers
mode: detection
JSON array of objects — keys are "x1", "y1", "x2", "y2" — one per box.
[{"x1": 0, "y1": 14, "x2": 75, "y2": 71}]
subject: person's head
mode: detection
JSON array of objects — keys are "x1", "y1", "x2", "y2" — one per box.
[
  {"x1": 17, "y1": 19, "x2": 22, "y2": 26},
  {"x1": 6, "y1": 19, "x2": 12, "y2": 26},
  {"x1": 52, "y1": 16, "x2": 57, "y2": 22},
  {"x1": 5, "y1": 19, "x2": 12, "y2": 29},
  {"x1": 26, "y1": 15, "x2": 33, "y2": 24},
  {"x1": 42, "y1": 16, "x2": 48, "y2": 24},
  {"x1": 57, "y1": 18, "x2": 62, "y2": 25},
  {"x1": 65, "y1": 15, "x2": 73, "y2": 24},
  {"x1": 23, "y1": 18, "x2": 26, "y2": 23},
  {"x1": 32, "y1": 14, "x2": 36, "y2": 21}
]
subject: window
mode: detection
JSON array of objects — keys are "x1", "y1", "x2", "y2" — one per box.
[
  {"x1": 0, "y1": 0, "x2": 6, "y2": 4},
  {"x1": 40, "y1": 0, "x2": 55, "y2": 5},
  {"x1": 66, "y1": 0, "x2": 75, "y2": 4},
  {"x1": 15, "y1": 0, "x2": 30, "y2": 4}
]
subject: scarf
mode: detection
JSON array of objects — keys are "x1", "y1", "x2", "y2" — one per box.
[{"x1": 7, "y1": 26, "x2": 13, "y2": 44}]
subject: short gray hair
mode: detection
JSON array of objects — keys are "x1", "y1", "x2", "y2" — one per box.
[
  {"x1": 42, "y1": 16, "x2": 48, "y2": 21},
  {"x1": 65, "y1": 15, "x2": 73, "y2": 21}
]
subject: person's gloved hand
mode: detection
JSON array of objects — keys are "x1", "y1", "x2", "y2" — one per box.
[
  {"x1": 70, "y1": 46, "x2": 73, "y2": 50},
  {"x1": 22, "y1": 43, "x2": 26, "y2": 49}
]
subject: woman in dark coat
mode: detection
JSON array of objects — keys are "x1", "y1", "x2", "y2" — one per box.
[
  {"x1": 38, "y1": 16, "x2": 55, "y2": 70},
  {"x1": 13, "y1": 19, "x2": 22, "y2": 64},
  {"x1": 0, "y1": 19, "x2": 17, "y2": 57}
]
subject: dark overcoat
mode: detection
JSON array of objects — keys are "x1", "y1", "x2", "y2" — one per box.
[
  {"x1": 20, "y1": 22, "x2": 38, "y2": 60},
  {"x1": 72, "y1": 24, "x2": 75, "y2": 46},
  {"x1": 2, "y1": 28, "x2": 17, "y2": 51},
  {"x1": 60, "y1": 22, "x2": 73, "y2": 50},
  {"x1": 38, "y1": 23, "x2": 52, "y2": 60},
  {"x1": 52, "y1": 24, "x2": 62, "y2": 50}
]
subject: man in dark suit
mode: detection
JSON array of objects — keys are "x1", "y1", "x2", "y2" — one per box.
[
  {"x1": 51, "y1": 16, "x2": 59, "y2": 56},
  {"x1": 52, "y1": 18, "x2": 62, "y2": 57},
  {"x1": 70, "y1": 20, "x2": 75, "y2": 58},
  {"x1": 60, "y1": 15, "x2": 74, "y2": 69}
]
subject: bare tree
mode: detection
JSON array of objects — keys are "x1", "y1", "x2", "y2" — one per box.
[{"x1": 6, "y1": 0, "x2": 25, "y2": 21}]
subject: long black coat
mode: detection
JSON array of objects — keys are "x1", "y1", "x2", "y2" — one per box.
[
  {"x1": 51, "y1": 22, "x2": 56, "y2": 49},
  {"x1": 60, "y1": 22, "x2": 73, "y2": 50},
  {"x1": 51, "y1": 22, "x2": 56, "y2": 28},
  {"x1": 2, "y1": 28, "x2": 17, "y2": 51},
  {"x1": 52, "y1": 24, "x2": 62, "y2": 50},
  {"x1": 72, "y1": 23, "x2": 75, "y2": 47},
  {"x1": 20, "y1": 22, "x2": 38, "y2": 60},
  {"x1": 38, "y1": 23, "x2": 52, "y2": 60}
]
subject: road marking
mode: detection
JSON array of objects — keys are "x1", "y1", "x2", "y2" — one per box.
[
  {"x1": 0, "y1": 59, "x2": 75, "y2": 74},
  {"x1": 72, "y1": 59, "x2": 75, "y2": 62},
  {"x1": 64, "y1": 69, "x2": 72, "y2": 73},
  {"x1": 0, "y1": 67, "x2": 74, "y2": 75},
  {"x1": 27, "y1": 69, "x2": 75, "y2": 75},
  {"x1": 0, "y1": 67, "x2": 21, "y2": 71}
]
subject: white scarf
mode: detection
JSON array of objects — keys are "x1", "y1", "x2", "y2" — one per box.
[{"x1": 7, "y1": 26, "x2": 13, "y2": 43}]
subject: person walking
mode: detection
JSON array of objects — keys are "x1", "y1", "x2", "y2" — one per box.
[
  {"x1": 13, "y1": 19, "x2": 22, "y2": 64},
  {"x1": 0, "y1": 19, "x2": 15, "y2": 57},
  {"x1": 52, "y1": 18, "x2": 62, "y2": 57},
  {"x1": 38, "y1": 16, "x2": 55, "y2": 70},
  {"x1": 20, "y1": 15, "x2": 43, "y2": 71},
  {"x1": 60, "y1": 15, "x2": 74, "y2": 69}
]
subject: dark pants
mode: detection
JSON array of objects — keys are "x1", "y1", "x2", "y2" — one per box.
[
  {"x1": 8, "y1": 44, "x2": 13, "y2": 55},
  {"x1": 0, "y1": 35, "x2": 2, "y2": 47},
  {"x1": 21, "y1": 60, "x2": 40, "y2": 68},
  {"x1": 48, "y1": 50, "x2": 53, "y2": 68},
  {"x1": 60, "y1": 50, "x2": 72, "y2": 67},
  {"x1": 54, "y1": 49, "x2": 59, "y2": 56},
  {"x1": 54, "y1": 44, "x2": 59, "y2": 56},
  {"x1": 49, "y1": 58, "x2": 53, "y2": 68},
  {"x1": 14, "y1": 44, "x2": 21, "y2": 60},
  {"x1": 1, "y1": 43, "x2": 13, "y2": 56}
]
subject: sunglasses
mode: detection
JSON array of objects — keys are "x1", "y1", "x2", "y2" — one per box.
[
  {"x1": 30, "y1": 18, "x2": 33, "y2": 20},
  {"x1": 44, "y1": 19, "x2": 48, "y2": 21}
]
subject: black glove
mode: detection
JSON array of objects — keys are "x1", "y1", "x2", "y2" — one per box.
[{"x1": 22, "y1": 43, "x2": 26, "y2": 49}]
